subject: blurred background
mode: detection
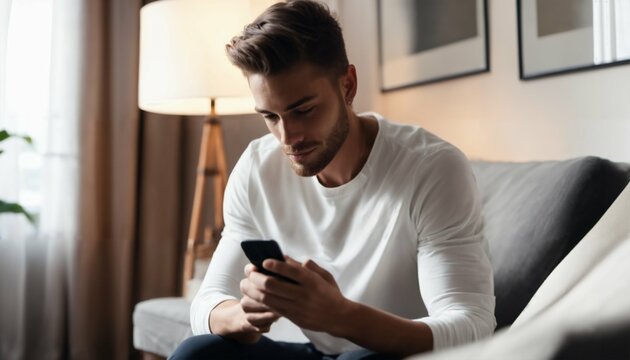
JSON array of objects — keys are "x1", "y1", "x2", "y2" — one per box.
[{"x1": 0, "y1": 0, "x2": 628, "y2": 359}]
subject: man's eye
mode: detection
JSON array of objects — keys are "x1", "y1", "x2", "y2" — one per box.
[
  {"x1": 295, "y1": 107, "x2": 314, "y2": 115},
  {"x1": 263, "y1": 114, "x2": 279, "y2": 122}
]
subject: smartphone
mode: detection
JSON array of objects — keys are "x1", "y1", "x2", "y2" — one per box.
[{"x1": 240, "y1": 240, "x2": 298, "y2": 284}]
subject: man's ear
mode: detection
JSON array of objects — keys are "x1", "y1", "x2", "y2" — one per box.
[{"x1": 340, "y1": 64, "x2": 357, "y2": 106}]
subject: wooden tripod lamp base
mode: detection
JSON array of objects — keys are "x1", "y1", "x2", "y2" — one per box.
[
  {"x1": 182, "y1": 100, "x2": 228, "y2": 297},
  {"x1": 138, "y1": 0, "x2": 255, "y2": 300}
]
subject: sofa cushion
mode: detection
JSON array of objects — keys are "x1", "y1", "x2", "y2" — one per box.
[
  {"x1": 410, "y1": 182, "x2": 630, "y2": 360},
  {"x1": 133, "y1": 297, "x2": 192, "y2": 357},
  {"x1": 470, "y1": 156, "x2": 630, "y2": 329},
  {"x1": 513, "y1": 179, "x2": 630, "y2": 327}
]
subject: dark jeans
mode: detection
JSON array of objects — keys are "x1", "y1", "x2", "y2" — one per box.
[{"x1": 169, "y1": 335, "x2": 401, "y2": 360}]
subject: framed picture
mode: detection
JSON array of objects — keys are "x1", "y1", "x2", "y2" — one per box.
[
  {"x1": 377, "y1": 0, "x2": 489, "y2": 91},
  {"x1": 518, "y1": 0, "x2": 630, "y2": 80}
]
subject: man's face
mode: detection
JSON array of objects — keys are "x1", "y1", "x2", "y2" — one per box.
[{"x1": 248, "y1": 63, "x2": 349, "y2": 177}]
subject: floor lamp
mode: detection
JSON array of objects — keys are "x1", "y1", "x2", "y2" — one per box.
[{"x1": 138, "y1": 0, "x2": 254, "y2": 297}]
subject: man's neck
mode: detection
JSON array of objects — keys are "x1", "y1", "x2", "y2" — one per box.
[{"x1": 316, "y1": 113, "x2": 377, "y2": 188}]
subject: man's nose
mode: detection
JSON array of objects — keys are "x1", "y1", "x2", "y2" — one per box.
[{"x1": 279, "y1": 118, "x2": 304, "y2": 146}]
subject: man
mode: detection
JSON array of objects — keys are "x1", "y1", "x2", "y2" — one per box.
[{"x1": 171, "y1": 1, "x2": 495, "y2": 359}]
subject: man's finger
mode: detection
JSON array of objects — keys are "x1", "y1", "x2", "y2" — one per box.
[
  {"x1": 303, "y1": 259, "x2": 336, "y2": 284},
  {"x1": 247, "y1": 271, "x2": 301, "y2": 300},
  {"x1": 240, "y1": 321, "x2": 270, "y2": 334},
  {"x1": 240, "y1": 296, "x2": 272, "y2": 313},
  {"x1": 284, "y1": 255, "x2": 300, "y2": 266},
  {"x1": 262, "y1": 258, "x2": 306, "y2": 284},
  {"x1": 240, "y1": 278, "x2": 267, "y2": 303},
  {"x1": 245, "y1": 311, "x2": 280, "y2": 328},
  {"x1": 239, "y1": 278, "x2": 250, "y2": 296},
  {"x1": 244, "y1": 263, "x2": 256, "y2": 277},
  {"x1": 254, "y1": 291, "x2": 302, "y2": 319}
]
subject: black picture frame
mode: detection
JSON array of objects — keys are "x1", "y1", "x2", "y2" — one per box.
[
  {"x1": 517, "y1": 0, "x2": 630, "y2": 80},
  {"x1": 377, "y1": 0, "x2": 490, "y2": 92}
]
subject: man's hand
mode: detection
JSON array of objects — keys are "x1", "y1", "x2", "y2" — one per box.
[
  {"x1": 240, "y1": 256, "x2": 349, "y2": 335},
  {"x1": 209, "y1": 297, "x2": 278, "y2": 344},
  {"x1": 239, "y1": 267, "x2": 281, "y2": 333},
  {"x1": 238, "y1": 296, "x2": 280, "y2": 332},
  {"x1": 240, "y1": 257, "x2": 434, "y2": 356},
  {"x1": 208, "y1": 267, "x2": 281, "y2": 345}
]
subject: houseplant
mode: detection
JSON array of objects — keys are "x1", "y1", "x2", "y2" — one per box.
[{"x1": 0, "y1": 128, "x2": 35, "y2": 224}]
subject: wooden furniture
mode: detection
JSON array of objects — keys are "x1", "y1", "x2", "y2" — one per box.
[{"x1": 182, "y1": 100, "x2": 227, "y2": 297}]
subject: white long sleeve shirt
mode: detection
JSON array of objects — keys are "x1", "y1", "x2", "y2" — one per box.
[{"x1": 190, "y1": 112, "x2": 496, "y2": 354}]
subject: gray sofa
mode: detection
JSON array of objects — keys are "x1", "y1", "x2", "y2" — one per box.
[
  {"x1": 133, "y1": 156, "x2": 630, "y2": 358},
  {"x1": 414, "y1": 163, "x2": 630, "y2": 359}
]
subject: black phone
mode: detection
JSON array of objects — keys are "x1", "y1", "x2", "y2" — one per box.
[{"x1": 240, "y1": 240, "x2": 298, "y2": 284}]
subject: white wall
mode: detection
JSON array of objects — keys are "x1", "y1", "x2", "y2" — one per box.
[{"x1": 338, "y1": 0, "x2": 630, "y2": 162}]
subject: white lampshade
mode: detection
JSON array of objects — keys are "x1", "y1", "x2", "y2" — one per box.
[{"x1": 139, "y1": 0, "x2": 256, "y2": 115}]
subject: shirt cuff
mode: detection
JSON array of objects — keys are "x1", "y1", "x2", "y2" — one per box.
[{"x1": 415, "y1": 316, "x2": 445, "y2": 350}]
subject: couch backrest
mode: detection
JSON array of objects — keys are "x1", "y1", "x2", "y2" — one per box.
[{"x1": 470, "y1": 156, "x2": 630, "y2": 329}]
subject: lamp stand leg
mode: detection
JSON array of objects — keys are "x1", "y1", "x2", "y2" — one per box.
[{"x1": 182, "y1": 117, "x2": 227, "y2": 297}]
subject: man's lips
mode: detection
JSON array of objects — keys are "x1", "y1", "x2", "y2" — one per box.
[{"x1": 287, "y1": 147, "x2": 316, "y2": 161}]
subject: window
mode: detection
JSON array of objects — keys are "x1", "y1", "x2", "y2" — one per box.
[{"x1": 1, "y1": 0, "x2": 54, "y2": 232}]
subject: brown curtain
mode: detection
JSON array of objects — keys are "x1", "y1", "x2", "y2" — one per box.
[
  {"x1": 71, "y1": 0, "x2": 187, "y2": 358},
  {"x1": 68, "y1": 1, "x2": 268, "y2": 358}
]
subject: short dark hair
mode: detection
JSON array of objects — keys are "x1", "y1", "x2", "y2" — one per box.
[{"x1": 226, "y1": 0, "x2": 349, "y2": 77}]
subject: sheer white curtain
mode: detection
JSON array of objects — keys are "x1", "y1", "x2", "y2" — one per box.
[
  {"x1": 593, "y1": 0, "x2": 630, "y2": 64},
  {"x1": 0, "y1": 0, "x2": 80, "y2": 358}
]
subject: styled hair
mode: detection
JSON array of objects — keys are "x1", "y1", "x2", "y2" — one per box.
[{"x1": 226, "y1": 0, "x2": 349, "y2": 77}]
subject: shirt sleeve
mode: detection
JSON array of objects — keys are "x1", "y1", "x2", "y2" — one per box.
[
  {"x1": 190, "y1": 145, "x2": 262, "y2": 335},
  {"x1": 411, "y1": 147, "x2": 496, "y2": 350}
]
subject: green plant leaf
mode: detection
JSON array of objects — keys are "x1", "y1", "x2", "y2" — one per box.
[
  {"x1": 0, "y1": 129, "x2": 33, "y2": 145},
  {"x1": 0, "y1": 130, "x2": 36, "y2": 226},
  {"x1": 0, "y1": 199, "x2": 36, "y2": 224}
]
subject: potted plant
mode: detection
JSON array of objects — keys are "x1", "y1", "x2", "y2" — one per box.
[{"x1": 0, "y1": 129, "x2": 35, "y2": 224}]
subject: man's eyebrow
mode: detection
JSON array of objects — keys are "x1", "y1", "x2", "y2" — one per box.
[{"x1": 254, "y1": 95, "x2": 317, "y2": 114}]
